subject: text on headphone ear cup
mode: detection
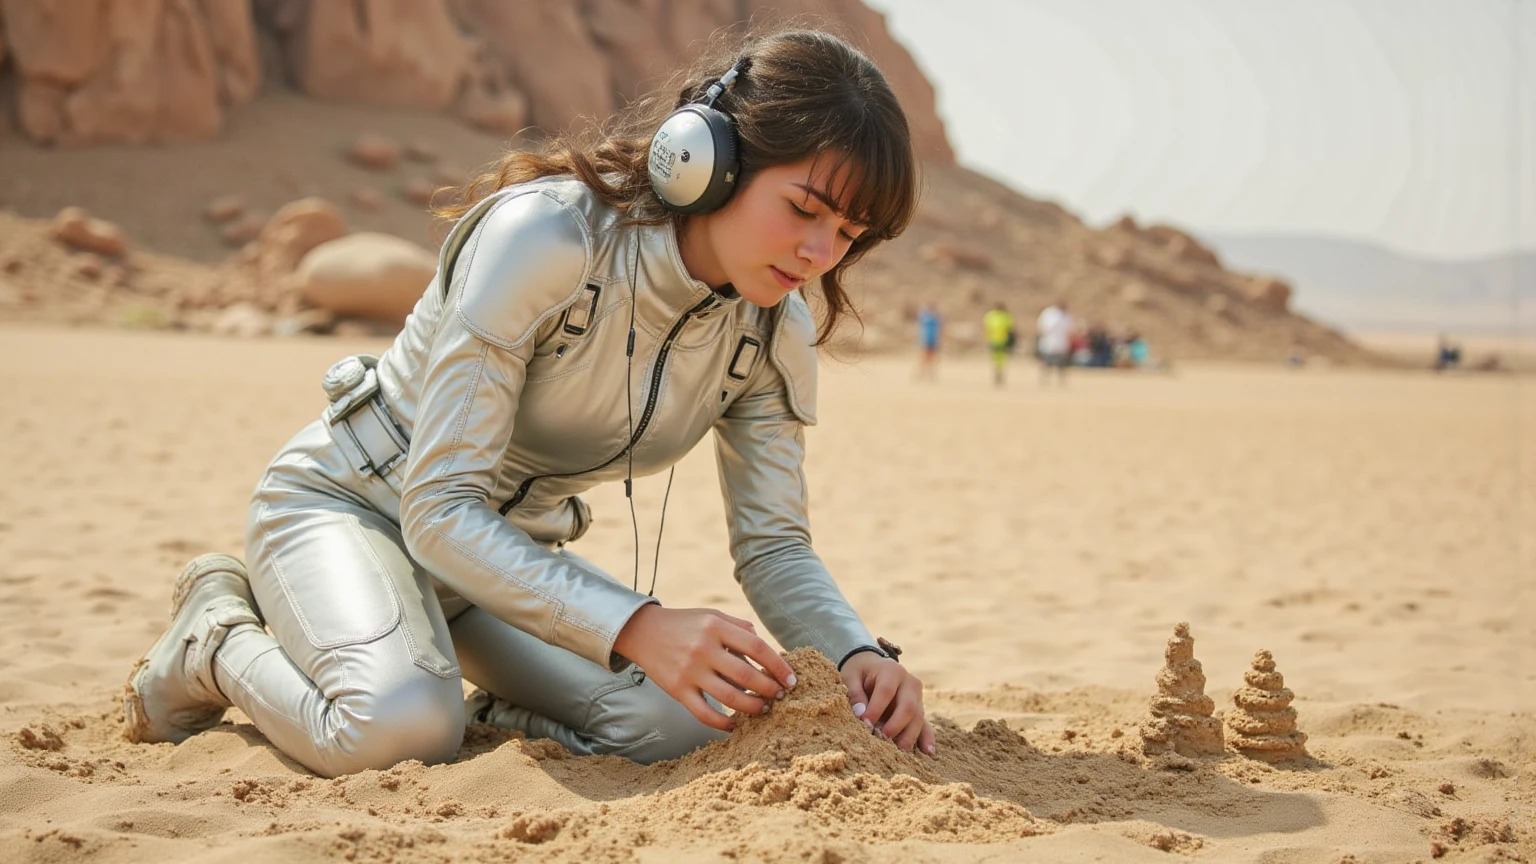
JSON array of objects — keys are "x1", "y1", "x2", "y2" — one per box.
[{"x1": 648, "y1": 105, "x2": 740, "y2": 214}]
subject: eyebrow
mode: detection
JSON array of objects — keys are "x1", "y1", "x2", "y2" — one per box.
[{"x1": 793, "y1": 183, "x2": 868, "y2": 229}]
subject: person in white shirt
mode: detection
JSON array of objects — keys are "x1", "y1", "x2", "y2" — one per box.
[{"x1": 1036, "y1": 300, "x2": 1073, "y2": 385}]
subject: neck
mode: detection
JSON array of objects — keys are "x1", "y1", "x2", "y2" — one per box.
[{"x1": 677, "y1": 217, "x2": 729, "y2": 289}]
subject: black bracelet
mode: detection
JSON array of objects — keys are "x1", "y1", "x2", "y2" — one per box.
[{"x1": 837, "y1": 637, "x2": 903, "y2": 670}]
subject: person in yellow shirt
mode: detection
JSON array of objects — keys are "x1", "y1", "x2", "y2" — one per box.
[{"x1": 981, "y1": 302, "x2": 1015, "y2": 387}]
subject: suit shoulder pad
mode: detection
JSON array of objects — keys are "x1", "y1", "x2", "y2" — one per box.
[
  {"x1": 768, "y1": 292, "x2": 819, "y2": 426},
  {"x1": 450, "y1": 187, "x2": 593, "y2": 350}
]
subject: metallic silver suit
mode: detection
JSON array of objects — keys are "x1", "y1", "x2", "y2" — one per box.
[{"x1": 210, "y1": 177, "x2": 879, "y2": 777}]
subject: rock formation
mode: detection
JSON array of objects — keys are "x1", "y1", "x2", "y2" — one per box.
[
  {"x1": 2, "y1": 0, "x2": 260, "y2": 145},
  {"x1": 1140, "y1": 623, "x2": 1225, "y2": 758},
  {"x1": 0, "y1": 0, "x2": 954, "y2": 162},
  {"x1": 1225, "y1": 650, "x2": 1308, "y2": 763}
]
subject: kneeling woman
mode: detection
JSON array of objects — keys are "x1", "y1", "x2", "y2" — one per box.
[{"x1": 124, "y1": 26, "x2": 933, "y2": 777}]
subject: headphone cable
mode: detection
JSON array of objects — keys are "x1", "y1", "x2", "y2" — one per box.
[{"x1": 625, "y1": 242, "x2": 640, "y2": 594}]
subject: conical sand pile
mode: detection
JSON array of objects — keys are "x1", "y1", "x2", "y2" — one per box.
[
  {"x1": 1224, "y1": 649, "x2": 1307, "y2": 762},
  {"x1": 1140, "y1": 623, "x2": 1225, "y2": 758}
]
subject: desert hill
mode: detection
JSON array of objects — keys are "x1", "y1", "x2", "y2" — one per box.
[{"x1": 0, "y1": 0, "x2": 1374, "y2": 364}]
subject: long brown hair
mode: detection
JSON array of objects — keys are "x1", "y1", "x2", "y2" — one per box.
[{"x1": 440, "y1": 25, "x2": 919, "y2": 345}]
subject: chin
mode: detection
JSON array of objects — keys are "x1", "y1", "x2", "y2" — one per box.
[{"x1": 734, "y1": 282, "x2": 791, "y2": 309}]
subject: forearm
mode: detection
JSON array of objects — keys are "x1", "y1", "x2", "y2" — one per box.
[
  {"x1": 401, "y1": 492, "x2": 653, "y2": 669},
  {"x1": 736, "y1": 538, "x2": 875, "y2": 666}
]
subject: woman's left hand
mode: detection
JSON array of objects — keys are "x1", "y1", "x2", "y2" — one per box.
[{"x1": 840, "y1": 651, "x2": 935, "y2": 756}]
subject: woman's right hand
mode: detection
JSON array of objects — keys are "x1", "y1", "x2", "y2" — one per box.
[{"x1": 613, "y1": 605, "x2": 797, "y2": 731}]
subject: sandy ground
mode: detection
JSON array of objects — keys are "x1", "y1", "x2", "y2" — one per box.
[{"x1": 0, "y1": 324, "x2": 1530, "y2": 862}]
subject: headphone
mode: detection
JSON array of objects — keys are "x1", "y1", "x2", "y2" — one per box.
[{"x1": 647, "y1": 62, "x2": 747, "y2": 214}]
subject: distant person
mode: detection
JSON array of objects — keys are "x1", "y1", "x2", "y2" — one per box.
[
  {"x1": 1036, "y1": 299, "x2": 1072, "y2": 385},
  {"x1": 982, "y1": 302, "x2": 1014, "y2": 387},
  {"x1": 1087, "y1": 325, "x2": 1114, "y2": 368},
  {"x1": 1127, "y1": 332, "x2": 1151, "y2": 368},
  {"x1": 915, "y1": 302, "x2": 942, "y2": 380},
  {"x1": 1435, "y1": 333, "x2": 1462, "y2": 372}
]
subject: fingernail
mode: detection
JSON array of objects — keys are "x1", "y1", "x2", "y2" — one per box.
[
  {"x1": 923, "y1": 742, "x2": 936, "y2": 756},
  {"x1": 852, "y1": 702, "x2": 866, "y2": 717},
  {"x1": 787, "y1": 674, "x2": 798, "y2": 687},
  {"x1": 776, "y1": 689, "x2": 786, "y2": 700},
  {"x1": 761, "y1": 703, "x2": 771, "y2": 715}
]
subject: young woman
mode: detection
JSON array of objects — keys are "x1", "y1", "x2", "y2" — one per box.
[{"x1": 123, "y1": 27, "x2": 934, "y2": 778}]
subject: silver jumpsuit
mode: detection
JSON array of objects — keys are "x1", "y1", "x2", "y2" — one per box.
[{"x1": 209, "y1": 177, "x2": 880, "y2": 777}]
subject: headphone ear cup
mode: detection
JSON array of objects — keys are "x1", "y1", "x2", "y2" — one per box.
[{"x1": 648, "y1": 105, "x2": 740, "y2": 214}]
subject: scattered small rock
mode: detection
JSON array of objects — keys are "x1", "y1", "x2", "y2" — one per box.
[
  {"x1": 347, "y1": 133, "x2": 401, "y2": 171},
  {"x1": 350, "y1": 187, "x2": 385, "y2": 213},
  {"x1": 403, "y1": 141, "x2": 439, "y2": 163},
  {"x1": 205, "y1": 195, "x2": 246, "y2": 224},
  {"x1": 221, "y1": 214, "x2": 266, "y2": 247}
]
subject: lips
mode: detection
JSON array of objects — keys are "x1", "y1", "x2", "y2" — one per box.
[{"x1": 770, "y1": 266, "x2": 805, "y2": 290}]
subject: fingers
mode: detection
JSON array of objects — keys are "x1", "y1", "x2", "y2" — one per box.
[
  {"x1": 918, "y1": 719, "x2": 937, "y2": 756},
  {"x1": 720, "y1": 652, "x2": 787, "y2": 703},
  {"x1": 882, "y1": 684, "x2": 922, "y2": 748},
  {"x1": 885, "y1": 684, "x2": 926, "y2": 752},
  {"x1": 701, "y1": 674, "x2": 769, "y2": 718},
  {"x1": 717, "y1": 621, "x2": 797, "y2": 690},
  {"x1": 679, "y1": 690, "x2": 735, "y2": 732},
  {"x1": 841, "y1": 667, "x2": 871, "y2": 721},
  {"x1": 862, "y1": 672, "x2": 901, "y2": 733}
]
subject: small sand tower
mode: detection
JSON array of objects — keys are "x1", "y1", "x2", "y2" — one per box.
[
  {"x1": 1140, "y1": 623, "x2": 1225, "y2": 758},
  {"x1": 1225, "y1": 649, "x2": 1307, "y2": 762}
]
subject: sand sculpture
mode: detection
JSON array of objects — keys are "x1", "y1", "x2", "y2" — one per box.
[
  {"x1": 1140, "y1": 623, "x2": 1225, "y2": 758},
  {"x1": 1225, "y1": 649, "x2": 1308, "y2": 762}
]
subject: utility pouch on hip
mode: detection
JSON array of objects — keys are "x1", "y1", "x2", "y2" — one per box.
[{"x1": 323, "y1": 355, "x2": 409, "y2": 479}]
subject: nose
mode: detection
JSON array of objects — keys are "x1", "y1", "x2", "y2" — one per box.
[{"x1": 797, "y1": 222, "x2": 840, "y2": 274}]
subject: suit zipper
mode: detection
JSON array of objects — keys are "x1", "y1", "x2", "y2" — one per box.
[{"x1": 498, "y1": 293, "x2": 720, "y2": 515}]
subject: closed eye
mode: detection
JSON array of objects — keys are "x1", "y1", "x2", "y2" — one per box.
[{"x1": 790, "y1": 201, "x2": 863, "y2": 242}]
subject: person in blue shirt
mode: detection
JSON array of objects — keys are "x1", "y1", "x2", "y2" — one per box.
[{"x1": 915, "y1": 302, "x2": 941, "y2": 380}]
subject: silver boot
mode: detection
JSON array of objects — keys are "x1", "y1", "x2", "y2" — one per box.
[{"x1": 123, "y1": 553, "x2": 263, "y2": 744}]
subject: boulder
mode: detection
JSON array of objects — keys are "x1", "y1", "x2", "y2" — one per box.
[
  {"x1": 51, "y1": 206, "x2": 127, "y2": 257},
  {"x1": 293, "y1": 232, "x2": 437, "y2": 324},
  {"x1": 255, "y1": 198, "x2": 348, "y2": 282}
]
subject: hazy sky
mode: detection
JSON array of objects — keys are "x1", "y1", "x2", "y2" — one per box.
[{"x1": 863, "y1": 0, "x2": 1533, "y2": 260}]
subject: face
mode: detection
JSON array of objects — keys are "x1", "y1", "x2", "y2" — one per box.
[{"x1": 682, "y1": 154, "x2": 870, "y2": 308}]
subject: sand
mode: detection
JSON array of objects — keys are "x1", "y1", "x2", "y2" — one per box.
[{"x1": 0, "y1": 324, "x2": 1530, "y2": 862}]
